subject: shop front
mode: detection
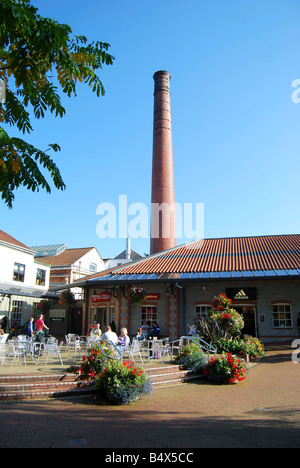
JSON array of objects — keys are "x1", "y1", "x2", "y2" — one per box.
[
  {"x1": 226, "y1": 287, "x2": 258, "y2": 337},
  {"x1": 74, "y1": 235, "x2": 300, "y2": 343}
]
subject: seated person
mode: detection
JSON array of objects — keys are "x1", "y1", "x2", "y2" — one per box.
[
  {"x1": 151, "y1": 321, "x2": 160, "y2": 338},
  {"x1": 100, "y1": 325, "x2": 118, "y2": 345},
  {"x1": 135, "y1": 327, "x2": 145, "y2": 341},
  {"x1": 117, "y1": 327, "x2": 130, "y2": 351},
  {"x1": 90, "y1": 323, "x2": 102, "y2": 339},
  {"x1": 141, "y1": 321, "x2": 149, "y2": 339}
]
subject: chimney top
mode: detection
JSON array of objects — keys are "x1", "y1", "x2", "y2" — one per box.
[{"x1": 153, "y1": 70, "x2": 170, "y2": 78}]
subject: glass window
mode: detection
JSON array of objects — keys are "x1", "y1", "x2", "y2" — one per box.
[
  {"x1": 11, "y1": 300, "x2": 23, "y2": 325},
  {"x1": 89, "y1": 263, "x2": 97, "y2": 272},
  {"x1": 273, "y1": 304, "x2": 293, "y2": 328},
  {"x1": 195, "y1": 305, "x2": 211, "y2": 319},
  {"x1": 13, "y1": 262, "x2": 25, "y2": 282},
  {"x1": 36, "y1": 268, "x2": 46, "y2": 286},
  {"x1": 141, "y1": 306, "x2": 157, "y2": 327}
]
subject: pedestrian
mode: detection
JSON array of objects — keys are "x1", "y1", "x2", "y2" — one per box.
[
  {"x1": 27, "y1": 317, "x2": 34, "y2": 337},
  {"x1": 35, "y1": 314, "x2": 49, "y2": 334}
]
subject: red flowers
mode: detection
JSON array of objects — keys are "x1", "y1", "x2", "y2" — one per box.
[
  {"x1": 204, "y1": 353, "x2": 247, "y2": 385},
  {"x1": 212, "y1": 294, "x2": 232, "y2": 311}
]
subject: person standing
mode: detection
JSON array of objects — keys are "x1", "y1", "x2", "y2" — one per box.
[
  {"x1": 35, "y1": 314, "x2": 49, "y2": 334},
  {"x1": 27, "y1": 317, "x2": 34, "y2": 337}
]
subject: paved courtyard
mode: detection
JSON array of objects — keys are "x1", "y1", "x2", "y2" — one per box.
[{"x1": 0, "y1": 342, "x2": 299, "y2": 449}]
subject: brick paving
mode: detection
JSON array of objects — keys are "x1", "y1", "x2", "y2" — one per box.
[{"x1": 0, "y1": 342, "x2": 300, "y2": 448}]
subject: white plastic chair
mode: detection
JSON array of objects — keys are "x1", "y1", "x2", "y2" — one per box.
[
  {"x1": 5, "y1": 342, "x2": 27, "y2": 367},
  {"x1": 0, "y1": 333, "x2": 9, "y2": 344},
  {"x1": 65, "y1": 333, "x2": 82, "y2": 353},
  {"x1": 170, "y1": 337, "x2": 184, "y2": 359},
  {"x1": 152, "y1": 339, "x2": 171, "y2": 364},
  {"x1": 44, "y1": 338, "x2": 64, "y2": 365},
  {"x1": 0, "y1": 342, "x2": 7, "y2": 366},
  {"x1": 18, "y1": 335, "x2": 31, "y2": 342},
  {"x1": 129, "y1": 339, "x2": 144, "y2": 365}
]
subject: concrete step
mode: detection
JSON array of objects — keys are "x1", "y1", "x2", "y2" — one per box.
[
  {"x1": 146, "y1": 364, "x2": 203, "y2": 388},
  {"x1": 0, "y1": 374, "x2": 95, "y2": 401},
  {"x1": 0, "y1": 365, "x2": 203, "y2": 401}
]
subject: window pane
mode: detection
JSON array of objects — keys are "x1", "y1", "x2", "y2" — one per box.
[
  {"x1": 36, "y1": 268, "x2": 46, "y2": 286},
  {"x1": 273, "y1": 304, "x2": 293, "y2": 328},
  {"x1": 13, "y1": 263, "x2": 25, "y2": 282},
  {"x1": 141, "y1": 306, "x2": 157, "y2": 326}
]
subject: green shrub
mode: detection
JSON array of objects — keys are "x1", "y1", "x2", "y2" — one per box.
[
  {"x1": 216, "y1": 336, "x2": 264, "y2": 359},
  {"x1": 95, "y1": 360, "x2": 153, "y2": 405},
  {"x1": 176, "y1": 343, "x2": 206, "y2": 372}
]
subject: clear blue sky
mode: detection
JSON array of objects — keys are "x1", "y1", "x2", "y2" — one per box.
[{"x1": 1, "y1": 0, "x2": 300, "y2": 259}]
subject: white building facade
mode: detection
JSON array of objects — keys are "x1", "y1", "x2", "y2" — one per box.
[{"x1": 0, "y1": 230, "x2": 51, "y2": 333}]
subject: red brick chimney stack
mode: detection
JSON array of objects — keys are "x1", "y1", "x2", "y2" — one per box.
[{"x1": 150, "y1": 70, "x2": 177, "y2": 255}]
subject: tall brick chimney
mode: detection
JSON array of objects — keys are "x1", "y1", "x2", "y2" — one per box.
[{"x1": 150, "y1": 70, "x2": 177, "y2": 255}]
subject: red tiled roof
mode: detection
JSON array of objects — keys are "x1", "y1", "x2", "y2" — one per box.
[
  {"x1": 41, "y1": 248, "x2": 95, "y2": 266},
  {"x1": 113, "y1": 235, "x2": 300, "y2": 275},
  {"x1": 0, "y1": 230, "x2": 33, "y2": 251}
]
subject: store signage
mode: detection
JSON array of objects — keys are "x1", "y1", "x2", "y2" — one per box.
[
  {"x1": 49, "y1": 309, "x2": 66, "y2": 322},
  {"x1": 226, "y1": 288, "x2": 257, "y2": 301},
  {"x1": 145, "y1": 294, "x2": 160, "y2": 301},
  {"x1": 92, "y1": 292, "x2": 112, "y2": 303}
]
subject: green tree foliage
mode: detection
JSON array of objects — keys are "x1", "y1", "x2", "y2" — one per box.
[{"x1": 0, "y1": 0, "x2": 114, "y2": 207}]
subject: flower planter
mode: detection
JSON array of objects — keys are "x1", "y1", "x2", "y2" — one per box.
[{"x1": 239, "y1": 353, "x2": 250, "y2": 364}]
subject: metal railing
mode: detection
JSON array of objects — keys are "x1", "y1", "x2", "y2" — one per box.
[
  {"x1": 182, "y1": 335, "x2": 217, "y2": 355},
  {"x1": 91, "y1": 339, "x2": 123, "y2": 361}
]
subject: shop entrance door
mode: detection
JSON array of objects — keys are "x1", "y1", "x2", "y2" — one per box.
[
  {"x1": 235, "y1": 306, "x2": 256, "y2": 337},
  {"x1": 71, "y1": 308, "x2": 82, "y2": 336},
  {"x1": 96, "y1": 306, "x2": 115, "y2": 330}
]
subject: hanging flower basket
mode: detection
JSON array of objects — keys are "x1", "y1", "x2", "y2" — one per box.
[
  {"x1": 212, "y1": 294, "x2": 232, "y2": 311},
  {"x1": 59, "y1": 290, "x2": 75, "y2": 306},
  {"x1": 211, "y1": 308, "x2": 245, "y2": 336},
  {"x1": 128, "y1": 286, "x2": 147, "y2": 306},
  {"x1": 37, "y1": 299, "x2": 52, "y2": 313}
]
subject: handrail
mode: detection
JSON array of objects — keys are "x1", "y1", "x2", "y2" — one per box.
[
  {"x1": 92, "y1": 339, "x2": 122, "y2": 361},
  {"x1": 183, "y1": 336, "x2": 217, "y2": 354}
]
